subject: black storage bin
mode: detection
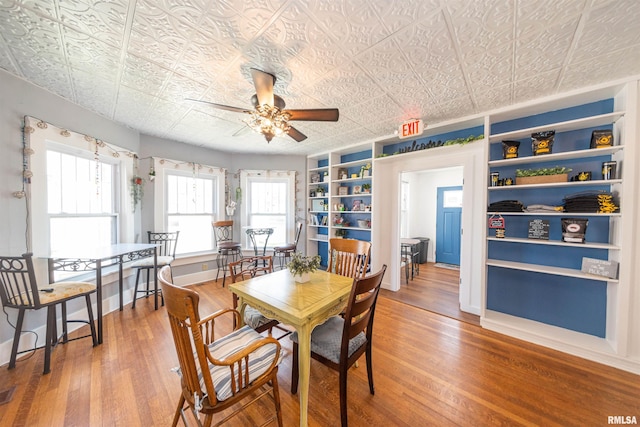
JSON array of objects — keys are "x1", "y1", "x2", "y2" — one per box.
[{"x1": 412, "y1": 237, "x2": 430, "y2": 264}]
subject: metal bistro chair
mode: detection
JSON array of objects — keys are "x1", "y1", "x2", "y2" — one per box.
[
  {"x1": 131, "y1": 231, "x2": 179, "y2": 309},
  {"x1": 273, "y1": 222, "x2": 303, "y2": 270},
  {"x1": 158, "y1": 266, "x2": 283, "y2": 427},
  {"x1": 0, "y1": 253, "x2": 97, "y2": 374},
  {"x1": 212, "y1": 221, "x2": 242, "y2": 286}
]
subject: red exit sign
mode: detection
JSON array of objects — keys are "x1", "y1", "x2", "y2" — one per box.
[{"x1": 398, "y1": 119, "x2": 424, "y2": 139}]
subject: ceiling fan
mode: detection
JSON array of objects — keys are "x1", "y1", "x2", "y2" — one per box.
[{"x1": 188, "y1": 68, "x2": 339, "y2": 143}]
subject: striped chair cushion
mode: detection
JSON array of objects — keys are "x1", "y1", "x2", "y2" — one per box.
[
  {"x1": 244, "y1": 305, "x2": 274, "y2": 329},
  {"x1": 290, "y1": 316, "x2": 366, "y2": 364},
  {"x1": 176, "y1": 325, "x2": 280, "y2": 402},
  {"x1": 131, "y1": 256, "x2": 174, "y2": 268}
]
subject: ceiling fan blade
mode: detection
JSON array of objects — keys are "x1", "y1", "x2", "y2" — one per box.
[
  {"x1": 250, "y1": 68, "x2": 275, "y2": 107},
  {"x1": 285, "y1": 109, "x2": 339, "y2": 121},
  {"x1": 186, "y1": 98, "x2": 250, "y2": 114},
  {"x1": 287, "y1": 126, "x2": 307, "y2": 142}
]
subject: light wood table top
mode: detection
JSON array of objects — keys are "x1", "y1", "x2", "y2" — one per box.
[{"x1": 229, "y1": 268, "x2": 354, "y2": 427}]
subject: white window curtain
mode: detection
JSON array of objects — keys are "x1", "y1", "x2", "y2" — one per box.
[{"x1": 240, "y1": 170, "x2": 295, "y2": 250}]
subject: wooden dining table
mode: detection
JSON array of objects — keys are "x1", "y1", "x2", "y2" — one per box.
[{"x1": 228, "y1": 268, "x2": 354, "y2": 427}]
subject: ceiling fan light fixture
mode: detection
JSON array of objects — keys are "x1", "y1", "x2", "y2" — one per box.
[{"x1": 244, "y1": 104, "x2": 291, "y2": 142}]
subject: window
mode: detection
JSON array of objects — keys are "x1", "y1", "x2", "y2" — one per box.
[
  {"x1": 165, "y1": 172, "x2": 218, "y2": 255},
  {"x1": 241, "y1": 171, "x2": 295, "y2": 249},
  {"x1": 24, "y1": 116, "x2": 135, "y2": 258},
  {"x1": 46, "y1": 149, "x2": 118, "y2": 253}
]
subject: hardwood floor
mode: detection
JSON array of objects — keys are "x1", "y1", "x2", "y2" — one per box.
[
  {"x1": 384, "y1": 262, "x2": 479, "y2": 325},
  {"x1": 0, "y1": 278, "x2": 638, "y2": 426}
]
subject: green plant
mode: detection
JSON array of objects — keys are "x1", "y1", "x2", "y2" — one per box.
[
  {"x1": 515, "y1": 166, "x2": 572, "y2": 177},
  {"x1": 362, "y1": 183, "x2": 371, "y2": 191},
  {"x1": 287, "y1": 252, "x2": 321, "y2": 276},
  {"x1": 130, "y1": 176, "x2": 144, "y2": 212}
]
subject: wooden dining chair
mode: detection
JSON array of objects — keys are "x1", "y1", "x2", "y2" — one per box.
[
  {"x1": 228, "y1": 256, "x2": 291, "y2": 339},
  {"x1": 131, "y1": 231, "x2": 179, "y2": 309},
  {"x1": 327, "y1": 238, "x2": 371, "y2": 279},
  {"x1": 290, "y1": 265, "x2": 387, "y2": 427},
  {"x1": 158, "y1": 266, "x2": 283, "y2": 427},
  {"x1": 0, "y1": 253, "x2": 97, "y2": 374},
  {"x1": 273, "y1": 222, "x2": 303, "y2": 270}
]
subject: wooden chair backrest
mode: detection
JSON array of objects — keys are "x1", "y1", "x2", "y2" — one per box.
[
  {"x1": 148, "y1": 231, "x2": 180, "y2": 257},
  {"x1": 0, "y1": 253, "x2": 41, "y2": 309},
  {"x1": 228, "y1": 256, "x2": 273, "y2": 283},
  {"x1": 327, "y1": 238, "x2": 371, "y2": 279},
  {"x1": 158, "y1": 266, "x2": 219, "y2": 406},
  {"x1": 341, "y1": 264, "x2": 387, "y2": 358}
]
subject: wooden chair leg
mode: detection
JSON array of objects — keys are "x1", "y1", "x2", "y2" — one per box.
[
  {"x1": 8, "y1": 309, "x2": 25, "y2": 369},
  {"x1": 172, "y1": 394, "x2": 185, "y2": 427},
  {"x1": 366, "y1": 347, "x2": 375, "y2": 395},
  {"x1": 268, "y1": 372, "x2": 284, "y2": 427},
  {"x1": 339, "y1": 363, "x2": 349, "y2": 427},
  {"x1": 291, "y1": 342, "x2": 299, "y2": 394}
]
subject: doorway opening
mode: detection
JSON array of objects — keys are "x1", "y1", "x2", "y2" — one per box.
[{"x1": 385, "y1": 166, "x2": 477, "y2": 324}]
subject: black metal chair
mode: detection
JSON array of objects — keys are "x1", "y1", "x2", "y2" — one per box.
[
  {"x1": 0, "y1": 253, "x2": 97, "y2": 374},
  {"x1": 131, "y1": 231, "x2": 179, "y2": 309},
  {"x1": 212, "y1": 220, "x2": 242, "y2": 286},
  {"x1": 273, "y1": 222, "x2": 303, "y2": 270}
]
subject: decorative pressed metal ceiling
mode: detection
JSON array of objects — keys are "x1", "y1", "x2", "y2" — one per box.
[{"x1": 1, "y1": 0, "x2": 640, "y2": 155}]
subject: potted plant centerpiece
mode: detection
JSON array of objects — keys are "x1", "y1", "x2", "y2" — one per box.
[{"x1": 287, "y1": 252, "x2": 321, "y2": 283}]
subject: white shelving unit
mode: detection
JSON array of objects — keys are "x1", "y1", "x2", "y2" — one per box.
[{"x1": 483, "y1": 83, "x2": 635, "y2": 368}]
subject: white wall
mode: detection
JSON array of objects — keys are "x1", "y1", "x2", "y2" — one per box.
[{"x1": 403, "y1": 167, "x2": 463, "y2": 262}]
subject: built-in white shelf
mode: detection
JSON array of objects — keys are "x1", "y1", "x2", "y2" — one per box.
[
  {"x1": 488, "y1": 178, "x2": 622, "y2": 190},
  {"x1": 488, "y1": 111, "x2": 625, "y2": 143},
  {"x1": 487, "y1": 236, "x2": 619, "y2": 250},
  {"x1": 488, "y1": 146, "x2": 624, "y2": 167},
  {"x1": 331, "y1": 176, "x2": 372, "y2": 183},
  {"x1": 486, "y1": 259, "x2": 618, "y2": 282},
  {"x1": 487, "y1": 212, "x2": 621, "y2": 217}
]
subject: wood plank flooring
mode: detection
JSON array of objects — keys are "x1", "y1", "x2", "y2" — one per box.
[
  {"x1": 384, "y1": 262, "x2": 479, "y2": 325},
  {"x1": 0, "y1": 276, "x2": 638, "y2": 426}
]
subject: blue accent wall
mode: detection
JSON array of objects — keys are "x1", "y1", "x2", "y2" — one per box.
[
  {"x1": 487, "y1": 268, "x2": 607, "y2": 337},
  {"x1": 486, "y1": 99, "x2": 615, "y2": 338}
]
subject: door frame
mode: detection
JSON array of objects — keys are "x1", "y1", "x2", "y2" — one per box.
[{"x1": 371, "y1": 142, "x2": 486, "y2": 316}]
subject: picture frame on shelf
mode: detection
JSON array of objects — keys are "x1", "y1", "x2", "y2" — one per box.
[
  {"x1": 353, "y1": 185, "x2": 362, "y2": 194},
  {"x1": 309, "y1": 189, "x2": 316, "y2": 197},
  {"x1": 310, "y1": 173, "x2": 320, "y2": 183},
  {"x1": 338, "y1": 168, "x2": 348, "y2": 180},
  {"x1": 338, "y1": 186, "x2": 349, "y2": 195},
  {"x1": 352, "y1": 200, "x2": 362, "y2": 211}
]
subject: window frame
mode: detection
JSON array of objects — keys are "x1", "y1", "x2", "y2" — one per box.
[
  {"x1": 25, "y1": 116, "x2": 135, "y2": 258},
  {"x1": 240, "y1": 170, "x2": 296, "y2": 250},
  {"x1": 152, "y1": 158, "x2": 225, "y2": 257}
]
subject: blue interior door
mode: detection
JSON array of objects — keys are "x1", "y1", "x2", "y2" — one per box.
[{"x1": 436, "y1": 186, "x2": 462, "y2": 265}]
